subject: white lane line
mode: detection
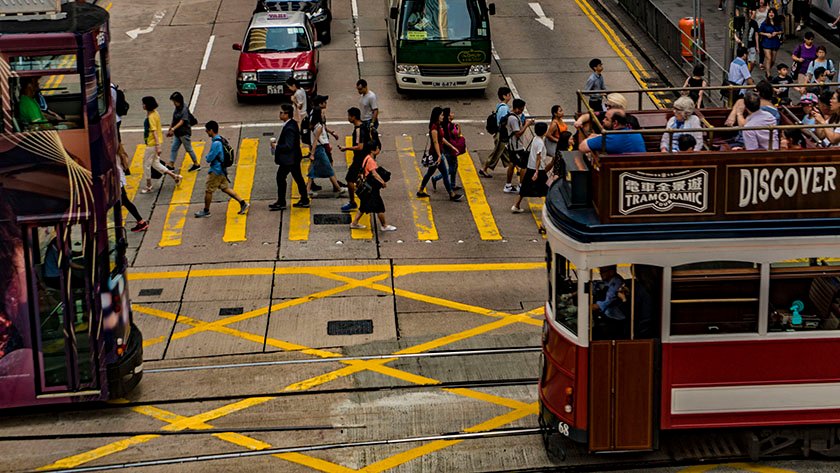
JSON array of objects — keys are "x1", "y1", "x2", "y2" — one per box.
[
  {"x1": 351, "y1": 0, "x2": 364, "y2": 63},
  {"x1": 528, "y1": 2, "x2": 555, "y2": 30},
  {"x1": 201, "y1": 35, "x2": 215, "y2": 70},
  {"x1": 189, "y1": 84, "x2": 201, "y2": 113},
  {"x1": 120, "y1": 118, "x2": 575, "y2": 133},
  {"x1": 505, "y1": 77, "x2": 530, "y2": 116},
  {"x1": 491, "y1": 41, "x2": 501, "y2": 61}
]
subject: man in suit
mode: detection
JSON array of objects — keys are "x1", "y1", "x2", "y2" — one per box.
[{"x1": 270, "y1": 103, "x2": 310, "y2": 210}]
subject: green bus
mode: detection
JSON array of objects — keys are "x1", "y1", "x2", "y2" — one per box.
[{"x1": 386, "y1": 0, "x2": 495, "y2": 93}]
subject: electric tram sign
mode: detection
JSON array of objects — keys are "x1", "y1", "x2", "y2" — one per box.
[{"x1": 615, "y1": 167, "x2": 715, "y2": 217}]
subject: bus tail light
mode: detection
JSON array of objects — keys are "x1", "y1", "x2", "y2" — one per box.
[{"x1": 565, "y1": 386, "x2": 574, "y2": 413}]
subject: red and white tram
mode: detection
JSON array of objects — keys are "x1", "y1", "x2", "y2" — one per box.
[{"x1": 539, "y1": 93, "x2": 840, "y2": 457}]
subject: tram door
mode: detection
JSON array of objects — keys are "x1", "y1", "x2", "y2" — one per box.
[
  {"x1": 588, "y1": 265, "x2": 661, "y2": 452},
  {"x1": 28, "y1": 225, "x2": 100, "y2": 396}
]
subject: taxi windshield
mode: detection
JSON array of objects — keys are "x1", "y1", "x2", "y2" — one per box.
[
  {"x1": 399, "y1": 0, "x2": 488, "y2": 41},
  {"x1": 245, "y1": 26, "x2": 311, "y2": 53}
]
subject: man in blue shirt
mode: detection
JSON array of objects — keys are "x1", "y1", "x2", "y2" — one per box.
[
  {"x1": 579, "y1": 109, "x2": 646, "y2": 155},
  {"x1": 479, "y1": 86, "x2": 512, "y2": 178},
  {"x1": 591, "y1": 265, "x2": 630, "y2": 339},
  {"x1": 728, "y1": 47, "x2": 755, "y2": 97},
  {"x1": 194, "y1": 121, "x2": 249, "y2": 218}
]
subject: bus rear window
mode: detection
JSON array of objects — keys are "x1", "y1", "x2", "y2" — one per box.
[{"x1": 8, "y1": 69, "x2": 84, "y2": 132}]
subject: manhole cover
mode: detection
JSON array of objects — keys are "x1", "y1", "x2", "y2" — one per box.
[
  {"x1": 314, "y1": 213, "x2": 352, "y2": 225},
  {"x1": 327, "y1": 320, "x2": 374, "y2": 335},
  {"x1": 138, "y1": 288, "x2": 163, "y2": 296},
  {"x1": 219, "y1": 307, "x2": 244, "y2": 316}
]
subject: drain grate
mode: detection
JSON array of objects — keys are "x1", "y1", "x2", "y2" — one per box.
[
  {"x1": 138, "y1": 288, "x2": 163, "y2": 296},
  {"x1": 219, "y1": 307, "x2": 244, "y2": 316},
  {"x1": 328, "y1": 320, "x2": 374, "y2": 335},
  {"x1": 314, "y1": 213, "x2": 352, "y2": 225}
]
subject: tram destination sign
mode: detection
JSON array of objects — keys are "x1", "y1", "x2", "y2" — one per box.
[
  {"x1": 726, "y1": 163, "x2": 840, "y2": 215},
  {"x1": 612, "y1": 167, "x2": 716, "y2": 218}
]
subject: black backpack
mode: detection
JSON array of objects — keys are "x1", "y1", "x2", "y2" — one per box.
[
  {"x1": 219, "y1": 136, "x2": 235, "y2": 168},
  {"x1": 485, "y1": 103, "x2": 504, "y2": 134},
  {"x1": 113, "y1": 84, "x2": 129, "y2": 116},
  {"x1": 497, "y1": 112, "x2": 515, "y2": 143},
  {"x1": 300, "y1": 114, "x2": 311, "y2": 145},
  {"x1": 188, "y1": 111, "x2": 198, "y2": 127}
]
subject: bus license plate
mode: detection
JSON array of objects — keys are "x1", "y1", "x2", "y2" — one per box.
[
  {"x1": 433, "y1": 81, "x2": 457, "y2": 87},
  {"x1": 267, "y1": 85, "x2": 284, "y2": 94}
]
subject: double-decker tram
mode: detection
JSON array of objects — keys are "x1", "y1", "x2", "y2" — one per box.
[
  {"x1": 540, "y1": 86, "x2": 840, "y2": 459},
  {"x1": 0, "y1": 0, "x2": 142, "y2": 409}
]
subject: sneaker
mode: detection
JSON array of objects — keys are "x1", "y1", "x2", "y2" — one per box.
[
  {"x1": 166, "y1": 163, "x2": 176, "y2": 171},
  {"x1": 452, "y1": 185, "x2": 463, "y2": 191},
  {"x1": 337, "y1": 187, "x2": 349, "y2": 197},
  {"x1": 238, "y1": 201, "x2": 250, "y2": 215},
  {"x1": 350, "y1": 223, "x2": 366, "y2": 229},
  {"x1": 416, "y1": 191, "x2": 430, "y2": 198},
  {"x1": 293, "y1": 200, "x2": 310, "y2": 208},
  {"x1": 450, "y1": 194, "x2": 464, "y2": 202},
  {"x1": 194, "y1": 209, "x2": 211, "y2": 218},
  {"x1": 511, "y1": 205, "x2": 525, "y2": 213},
  {"x1": 478, "y1": 170, "x2": 493, "y2": 178},
  {"x1": 188, "y1": 164, "x2": 201, "y2": 172},
  {"x1": 503, "y1": 184, "x2": 517, "y2": 194},
  {"x1": 311, "y1": 182, "x2": 323, "y2": 191},
  {"x1": 269, "y1": 202, "x2": 287, "y2": 211},
  {"x1": 341, "y1": 202, "x2": 357, "y2": 212},
  {"x1": 380, "y1": 225, "x2": 397, "y2": 232},
  {"x1": 130, "y1": 221, "x2": 149, "y2": 232},
  {"x1": 308, "y1": 191, "x2": 318, "y2": 198}
]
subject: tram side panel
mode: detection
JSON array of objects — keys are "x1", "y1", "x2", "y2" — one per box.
[
  {"x1": 661, "y1": 338, "x2": 840, "y2": 430},
  {"x1": 540, "y1": 315, "x2": 589, "y2": 443}
]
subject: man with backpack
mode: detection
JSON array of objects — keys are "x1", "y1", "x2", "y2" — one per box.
[
  {"x1": 166, "y1": 91, "x2": 201, "y2": 172},
  {"x1": 194, "y1": 121, "x2": 249, "y2": 218},
  {"x1": 479, "y1": 86, "x2": 512, "y2": 179},
  {"x1": 505, "y1": 98, "x2": 534, "y2": 193}
]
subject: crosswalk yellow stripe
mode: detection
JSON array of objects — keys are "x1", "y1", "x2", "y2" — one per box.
[
  {"x1": 223, "y1": 138, "x2": 258, "y2": 242},
  {"x1": 458, "y1": 151, "x2": 501, "y2": 240},
  {"x1": 289, "y1": 156, "x2": 310, "y2": 241},
  {"x1": 396, "y1": 135, "x2": 437, "y2": 240},
  {"x1": 345, "y1": 136, "x2": 372, "y2": 239},
  {"x1": 528, "y1": 197, "x2": 546, "y2": 239},
  {"x1": 158, "y1": 143, "x2": 204, "y2": 247},
  {"x1": 124, "y1": 145, "x2": 145, "y2": 204}
]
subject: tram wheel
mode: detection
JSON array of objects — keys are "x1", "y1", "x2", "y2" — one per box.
[{"x1": 538, "y1": 409, "x2": 566, "y2": 462}]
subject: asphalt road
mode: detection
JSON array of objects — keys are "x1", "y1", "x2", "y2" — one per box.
[{"x1": 3, "y1": 0, "x2": 840, "y2": 472}]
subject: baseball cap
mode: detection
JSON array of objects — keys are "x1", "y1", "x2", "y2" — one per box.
[{"x1": 800, "y1": 93, "x2": 818, "y2": 105}]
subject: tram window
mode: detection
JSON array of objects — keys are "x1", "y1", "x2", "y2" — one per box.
[
  {"x1": 769, "y1": 259, "x2": 840, "y2": 332},
  {"x1": 94, "y1": 50, "x2": 108, "y2": 117},
  {"x1": 670, "y1": 262, "x2": 760, "y2": 336},
  {"x1": 8, "y1": 57, "x2": 84, "y2": 132},
  {"x1": 554, "y1": 255, "x2": 578, "y2": 335},
  {"x1": 106, "y1": 207, "x2": 123, "y2": 276},
  {"x1": 32, "y1": 226, "x2": 68, "y2": 387}
]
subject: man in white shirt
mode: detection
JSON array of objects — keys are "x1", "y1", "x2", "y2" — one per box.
[
  {"x1": 505, "y1": 98, "x2": 534, "y2": 193},
  {"x1": 356, "y1": 78, "x2": 379, "y2": 129},
  {"x1": 286, "y1": 77, "x2": 307, "y2": 124}
]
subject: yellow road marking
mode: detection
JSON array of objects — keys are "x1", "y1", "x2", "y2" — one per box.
[
  {"x1": 276, "y1": 453, "x2": 357, "y2": 473},
  {"x1": 678, "y1": 465, "x2": 800, "y2": 473},
  {"x1": 122, "y1": 144, "x2": 146, "y2": 221},
  {"x1": 573, "y1": 0, "x2": 663, "y2": 109},
  {"x1": 104, "y1": 1, "x2": 113, "y2": 11},
  {"x1": 458, "y1": 151, "x2": 502, "y2": 240},
  {"x1": 223, "y1": 138, "x2": 258, "y2": 242},
  {"x1": 396, "y1": 135, "x2": 438, "y2": 240},
  {"x1": 35, "y1": 435, "x2": 161, "y2": 470},
  {"x1": 158, "y1": 143, "x2": 203, "y2": 247},
  {"x1": 289, "y1": 157, "x2": 311, "y2": 241},
  {"x1": 396, "y1": 317, "x2": 520, "y2": 355},
  {"x1": 528, "y1": 197, "x2": 546, "y2": 238},
  {"x1": 393, "y1": 261, "x2": 545, "y2": 277},
  {"x1": 345, "y1": 136, "x2": 372, "y2": 239},
  {"x1": 444, "y1": 388, "x2": 534, "y2": 411}
]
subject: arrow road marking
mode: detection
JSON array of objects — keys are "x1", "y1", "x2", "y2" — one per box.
[
  {"x1": 126, "y1": 10, "x2": 166, "y2": 40},
  {"x1": 528, "y1": 3, "x2": 555, "y2": 30}
]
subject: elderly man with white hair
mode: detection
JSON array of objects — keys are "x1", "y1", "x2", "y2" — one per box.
[
  {"x1": 660, "y1": 96, "x2": 705, "y2": 152},
  {"x1": 573, "y1": 92, "x2": 641, "y2": 133}
]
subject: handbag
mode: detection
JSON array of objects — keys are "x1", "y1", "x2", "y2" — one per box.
[
  {"x1": 420, "y1": 135, "x2": 436, "y2": 167},
  {"x1": 150, "y1": 159, "x2": 166, "y2": 179}
]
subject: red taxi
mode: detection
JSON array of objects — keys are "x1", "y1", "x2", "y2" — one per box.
[{"x1": 233, "y1": 11, "x2": 320, "y2": 102}]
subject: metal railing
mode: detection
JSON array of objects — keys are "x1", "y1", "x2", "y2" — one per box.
[{"x1": 615, "y1": 0, "x2": 729, "y2": 106}]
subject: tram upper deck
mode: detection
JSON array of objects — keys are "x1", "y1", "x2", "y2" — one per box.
[{"x1": 547, "y1": 86, "x2": 840, "y2": 243}]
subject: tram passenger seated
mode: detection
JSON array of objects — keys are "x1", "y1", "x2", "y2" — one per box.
[
  {"x1": 677, "y1": 134, "x2": 697, "y2": 152},
  {"x1": 591, "y1": 265, "x2": 630, "y2": 340},
  {"x1": 579, "y1": 109, "x2": 646, "y2": 155},
  {"x1": 731, "y1": 92, "x2": 779, "y2": 151},
  {"x1": 780, "y1": 128, "x2": 806, "y2": 150},
  {"x1": 660, "y1": 96, "x2": 704, "y2": 152},
  {"x1": 812, "y1": 88, "x2": 840, "y2": 146},
  {"x1": 573, "y1": 93, "x2": 641, "y2": 136}
]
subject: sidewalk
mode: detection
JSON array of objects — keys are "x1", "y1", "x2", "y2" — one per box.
[{"x1": 649, "y1": 0, "x2": 840, "y2": 90}]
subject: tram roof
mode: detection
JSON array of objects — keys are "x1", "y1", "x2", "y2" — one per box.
[{"x1": 0, "y1": 2, "x2": 107, "y2": 35}]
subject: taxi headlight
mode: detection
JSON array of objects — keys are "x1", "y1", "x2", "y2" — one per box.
[
  {"x1": 238, "y1": 72, "x2": 257, "y2": 82},
  {"x1": 293, "y1": 70, "x2": 313, "y2": 80},
  {"x1": 469, "y1": 64, "x2": 490, "y2": 75},
  {"x1": 396, "y1": 64, "x2": 420, "y2": 75}
]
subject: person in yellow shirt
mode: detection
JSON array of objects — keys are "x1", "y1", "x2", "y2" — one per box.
[{"x1": 140, "y1": 96, "x2": 181, "y2": 193}]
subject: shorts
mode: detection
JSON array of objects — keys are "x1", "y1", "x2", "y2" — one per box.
[
  {"x1": 345, "y1": 155, "x2": 365, "y2": 183},
  {"x1": 206, "y1": 173, "x2": 229, "y2": 192}
]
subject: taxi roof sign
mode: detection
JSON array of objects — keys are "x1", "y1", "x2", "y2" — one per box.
[{"x1": 267, "y1": 12, "x2": 289, "y2": 20}]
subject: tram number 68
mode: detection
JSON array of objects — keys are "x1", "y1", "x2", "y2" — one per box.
[{"x1": 557, "y1": 422, "x2": 570, "y2": 437}]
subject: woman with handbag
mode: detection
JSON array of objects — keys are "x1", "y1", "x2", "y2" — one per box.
[
  {"x1": 417, "y1": 107, "x2": 463, "y2": 202},
  {"x1": 140, "y1": 96, "x2": 182, "y2": 194},
  {"x1": 306, "y1": 97, "x2": 347, "y2": 198},
  {"x1": 350, "y1": 152, "x2": 396, "y2": 232},
  {"x1": 432, "y1": 108, "x2": 466, "y2": 191}
]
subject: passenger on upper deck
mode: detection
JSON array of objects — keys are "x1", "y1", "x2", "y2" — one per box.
[
  {"x1": 660, "y1": 96, "x2": 704, "y2": 152},
  {"x1": 736, "y1": 92, "x2": 779, "y2": 151},
  {"x1": 578, "y1": 109, "x2": 646, "y2": 155},
  {"x1": 726, "y1": 80, "x2": 781, "y2": 127},
  {"x1": 677, "y1": 134, "x2": 697, "y2": 152},
  {"x1": 573, "y1": 93, "x2": 640, "y2": 136},
  {"x1": 811, "y1": 88, "x2": 840, "y2": 146}
]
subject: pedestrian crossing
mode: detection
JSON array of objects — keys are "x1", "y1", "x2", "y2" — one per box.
[{"x1": 123, "y1": 136, "x2": 547, "y2": 247}]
